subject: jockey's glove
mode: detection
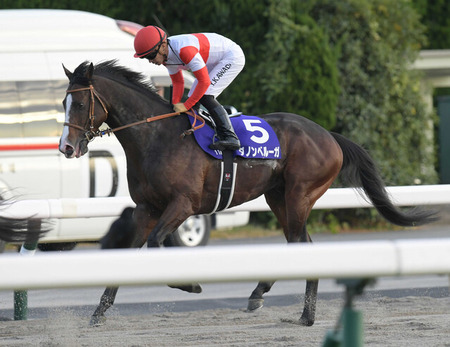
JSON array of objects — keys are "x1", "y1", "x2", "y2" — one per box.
[{"x1": 174, "y1": 103, "x2": 188, "y2": 113}]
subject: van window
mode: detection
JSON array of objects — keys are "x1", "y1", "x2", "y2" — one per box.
[
  {"x1": 0, "y1": 78, "x2": 187, "y2": 139},
  {"x1": 0, "y1": 80, "x2": 66, "y2": 138}
]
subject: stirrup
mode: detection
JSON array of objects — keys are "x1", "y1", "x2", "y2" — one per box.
[{"x1": 209, "y1": 137, "x2": 241, "y2": 151}]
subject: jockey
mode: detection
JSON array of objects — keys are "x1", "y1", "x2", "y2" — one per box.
[{"x1": 134, "y1": 25, "x2": 245, "y2": 151}]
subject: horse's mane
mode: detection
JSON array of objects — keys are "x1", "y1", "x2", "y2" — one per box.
[{"x1": 73, "y1": 60, "x2": 169, "y2": 104}]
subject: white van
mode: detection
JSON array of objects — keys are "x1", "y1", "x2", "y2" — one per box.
[{"x1": 0, "y1": 9, "x2": 249, "y2": 250}]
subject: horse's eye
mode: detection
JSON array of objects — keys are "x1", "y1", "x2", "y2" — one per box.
[{"x1": 73, "y1": 101, "x2": 84, "y2": 109}]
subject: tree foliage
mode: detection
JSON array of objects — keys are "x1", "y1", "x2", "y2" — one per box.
[
  {"x1": 309, "y1": 0, "x2": 437, "y2": 185},
  {"x1": 410, "y1": 0, "x2": 450, "y2": 49},
  {"x1": 1, "y1": 0, "x2": 438, "y2": 185},
  {"x1": 249, "y1": 1, "x2": 339, "y2": 128}
]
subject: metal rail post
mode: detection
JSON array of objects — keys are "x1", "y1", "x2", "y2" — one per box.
[
  {"x1": 322, "y1": 278, "x2": 375, "y2": 347},
  {"x1": 14, "y1": 219, "x2": 40, "y2": 320}
]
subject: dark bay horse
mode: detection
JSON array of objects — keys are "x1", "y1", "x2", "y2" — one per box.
[{"x1": 59, "y1": 60, "x2": 436, "y2": 326}]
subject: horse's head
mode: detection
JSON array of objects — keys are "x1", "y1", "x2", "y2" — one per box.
[{"x1": 59, "y1": 62, "x2": 108, "y2": 158}]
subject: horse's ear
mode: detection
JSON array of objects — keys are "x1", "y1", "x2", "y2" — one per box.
[
  {"x1": 62, "y1": 64, "x2": 73, "y2": 80},
  {"x1": 87, "y1": 62, "x2": 94, "y2": 80}
]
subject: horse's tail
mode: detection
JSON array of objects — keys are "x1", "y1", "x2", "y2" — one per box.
[
  {"x1": 330, "y1": 132, "x2": 438, "y2": 226},
  {"x1": 0, "y1": 217, "x2": 47, "y2": 243},
  {"x1": 0, "y1": 200, "x2": 48, "y2": 243}
]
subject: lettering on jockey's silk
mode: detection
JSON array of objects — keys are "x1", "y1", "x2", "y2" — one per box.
[{"x1": 210, "y1": 63, "x2": 232, "y2": 86}]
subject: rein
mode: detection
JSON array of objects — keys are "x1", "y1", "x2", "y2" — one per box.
[{"x1": 65, "y1": 84, "x2": 205, "y2": 140}]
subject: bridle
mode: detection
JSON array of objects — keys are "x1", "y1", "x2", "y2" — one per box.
[
  {"x1": 64, "y1": 84, "x2": 109, "y2": 141},
  {"x1": 64, "y1": 84, "x2": 205, "y2": 141}
]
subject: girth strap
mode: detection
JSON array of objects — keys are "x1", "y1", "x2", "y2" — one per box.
[{"x1": 209, "y1": 150, "x2": 237, "y2": 214}]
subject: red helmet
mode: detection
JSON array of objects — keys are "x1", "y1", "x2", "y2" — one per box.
[{"x1": 133, "y1": 26, "x2": 167, "y2": 58}]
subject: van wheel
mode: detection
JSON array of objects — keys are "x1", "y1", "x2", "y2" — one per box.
[
  {"x1": 38, "y1": 242, "x2": 77, "y2": 252},
  {"x1": 164, "y1": 215, "x2": 211, "y2": 247}
]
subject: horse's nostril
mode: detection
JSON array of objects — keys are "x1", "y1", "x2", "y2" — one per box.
[{"x1": 65, "y1": 145, "x2": 74, "y2": 157}]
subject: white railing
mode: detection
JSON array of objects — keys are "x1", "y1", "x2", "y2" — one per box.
[
  {"x1": 229, "y1": 184, "x2": 450, "y2": 211},
  {"x1": 1, "y1": 184, "x2": 450, "y2": 219},
  {"x1": 0, "y1": 184, "x2": 449, "y2": 291},
  {"x1": 0, "y1": 238, "x2": 449, "y2": 290}
]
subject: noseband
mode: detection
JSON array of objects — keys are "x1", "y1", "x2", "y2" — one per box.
[
  {"x1": 65, "y1": 84, "x2": 205, "y2": 141},
  {"x1": 65, "y1": 84, "x2": 109, "y2": 141}
]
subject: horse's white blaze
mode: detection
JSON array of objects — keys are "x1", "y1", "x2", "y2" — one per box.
[{"x1": 59, "y1": 94, "x2": 72, "y2": 153}]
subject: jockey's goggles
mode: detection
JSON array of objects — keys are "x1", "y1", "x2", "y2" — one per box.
[{"x1": 141, "y1": 47, "x2": 159, "y2": 60}]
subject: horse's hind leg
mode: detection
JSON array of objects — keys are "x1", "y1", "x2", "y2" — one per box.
[
  {"x1": 278, "y1": 220, "x2": 318, "y2": 326},
  {"x1": 247, "y1": 188, "x2": 286, "y2": 312},
  {"x1": 247, "y1": 231, "x2": 318, "y2": 325},
  {"x1": 299, "y1": 230, "x2": 318, "y2": 326},
  {"x1": 247, "y1": 187, "x2": 319, "y2": 326}
]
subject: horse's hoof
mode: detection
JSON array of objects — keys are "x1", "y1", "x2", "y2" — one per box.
[
  {"x1": 299, "y1": 315, "x2": 315, "y2": 326},
  {"x1": 168, "y1": 283, "x2": 202, "y2": 293},
  {"x1": 90, "y1": 315, "x2": 106, "y2": 327},
  {"x1": 246, "y1": 298, "x2": 264, "y2": 312}
]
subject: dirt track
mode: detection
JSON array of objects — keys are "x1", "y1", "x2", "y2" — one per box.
[{"x1": 0, "y1": 295, "x2": 449, "y2": 346}]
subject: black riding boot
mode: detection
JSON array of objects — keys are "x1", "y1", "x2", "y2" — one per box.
[{"x1": 208, "y1": 105, "x2": 241, "y2": 151}]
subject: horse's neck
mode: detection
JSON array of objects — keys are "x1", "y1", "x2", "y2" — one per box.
[{"x1": 103, "y1": 88, "x2": 179, "y2": 154}]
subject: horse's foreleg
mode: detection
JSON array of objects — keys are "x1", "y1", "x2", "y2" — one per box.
[
  {"x1": 247, "y1": 281, "x2": 275, "y2": 311},
  {"x1": 90, "y1": 287, "x2": 119, "y2": 326},
  {"x1": 147, "y1": 199, "x2": 203, "y2": 294},
  {"x1": 147, "y1": 198, "x2": 195, "y2": 248},
  {"x1": 90, "y1": 205, "x2": 153, "y2": 326}
]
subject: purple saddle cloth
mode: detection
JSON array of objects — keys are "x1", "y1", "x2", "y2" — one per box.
[{"x1": 188, "y1": 113, "x2": 281, "y2": 160}]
